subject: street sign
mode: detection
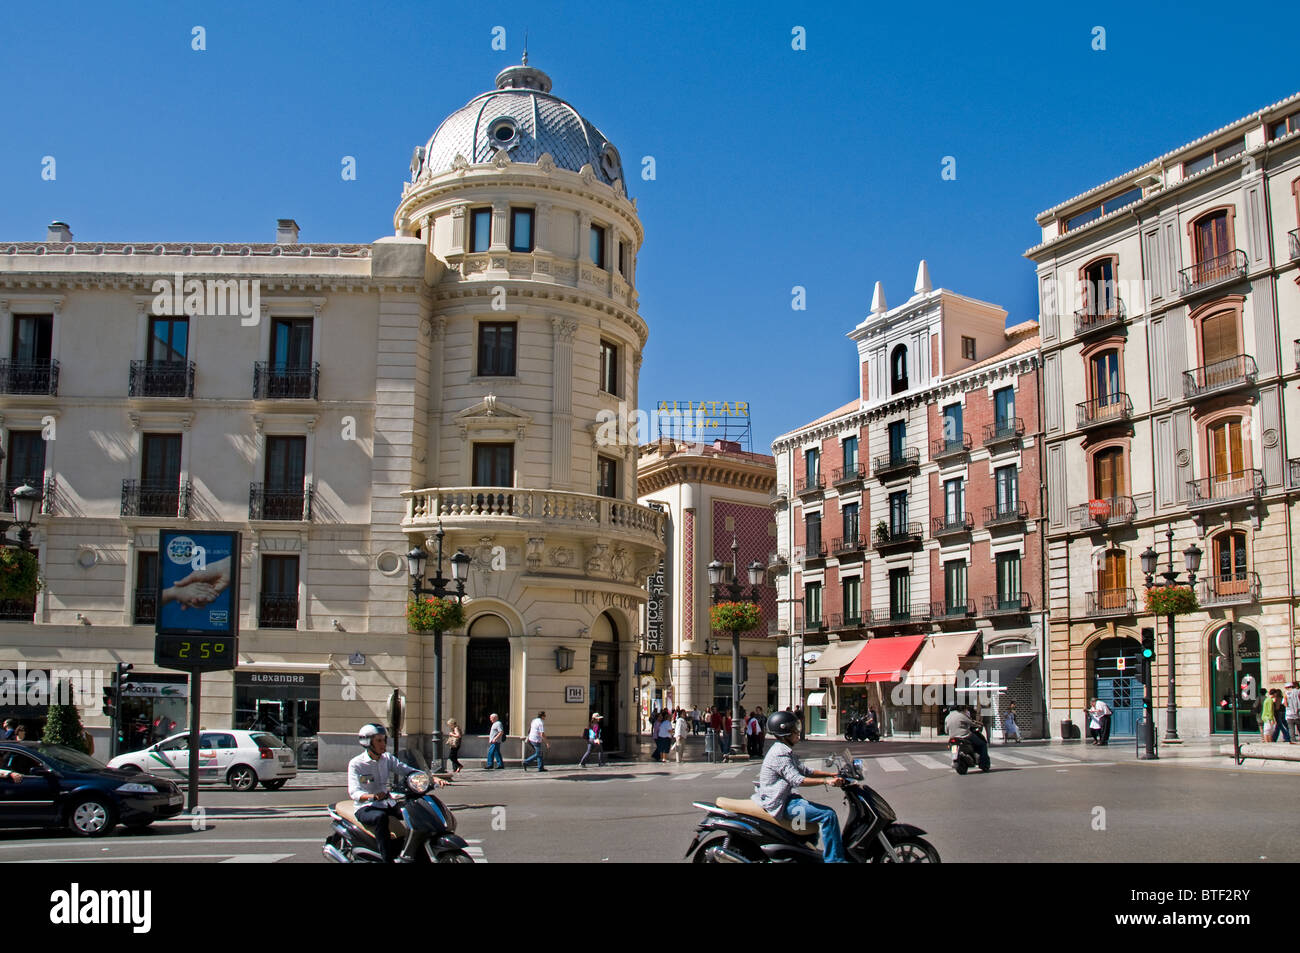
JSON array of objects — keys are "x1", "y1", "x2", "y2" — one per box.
[
  {"x1": 1116, "y1": 657, "x2": 1126, "y2": 671},
  {"x1": 1087, "y1": 499, "x2": 1111, "y2": 519}
]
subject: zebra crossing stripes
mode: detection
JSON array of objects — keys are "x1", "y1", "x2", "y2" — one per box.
[
  {"x1": 714, "y1": 766, "x2": 749, "y2": 778},
  {"x1": 991, "y1": 753, "x2": 1036, "y2": 766},
  {"x1": 1015, "y1": 749, "x2": 1072, "y2": 763},
  {"x1": 874, "y1": 757, "x2": 908, "y2": 773},
  {"x1": 674, "y1": 772, "x2": 703, "y2": 781},
  {"x1": 910, "y1": 754, "x2": 952, "y2": 770}
]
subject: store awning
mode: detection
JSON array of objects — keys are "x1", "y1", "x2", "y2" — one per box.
[
  {"x1": 954, "y1": 654, "x2": 1035, "y2": 693},
  {"x1": 841, "y1": 635, "x2": 926, "y2": 684},
  {"x1": 905, "y1": 633, "x2": 980, "y2": 687},
  {"x1": 806, "y1": 692, "x2": 828, "y2": 707},
  {"x1": 803, "y1": 640, "x2": 868, "y2": 679}
]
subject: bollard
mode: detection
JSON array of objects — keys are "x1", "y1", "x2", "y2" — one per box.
[{"x1": 704, "y1": 728, "x2": 715, "y2": 763}]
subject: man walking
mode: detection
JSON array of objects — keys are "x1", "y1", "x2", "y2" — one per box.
[
  {"x1": 523, "y1": 711, "x2": 548, "y2": 771},
  {"x1": 485, "y1": 712, "x2": 505, "y2": 769},
  {"x1": 1095, "y1": 697, "x2": 1112, "y2": 746},
  {"x1": 1286, "y1": 682, "x2": 1300, "y2": 744}
]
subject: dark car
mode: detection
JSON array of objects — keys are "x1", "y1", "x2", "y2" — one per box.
[{"x1": 0, "y1": 742, "x2": 184, "y2": 837}]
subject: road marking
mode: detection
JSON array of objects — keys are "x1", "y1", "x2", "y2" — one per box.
[
  {"x1": 18, "y1": 853, "x2": 296, "y2": 863},
  {"x1": 993, "y1": 754, "x2": 1036, "y2": 766},
  {"x1": 714, "y1": 767, "x2": 748, "y2": 778},
  {"x1": 873, "y1": 757, "x2": 907, "y2": 773},
  {"x1": 910, "y1": 754, "x2": 951, "y2": 770},
  {"x1": 674, "y1": 773, "x2": 703, "y2": 781},
  {"x1": 1016, "y1": 750, "x2": 1073, "y2": 763},
  {"x1": 219, "y1": 853, "x2": 294, "y2": 863}
]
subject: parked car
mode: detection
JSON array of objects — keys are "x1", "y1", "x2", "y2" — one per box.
[
  {"x1": 0, "y1": 741, "x2": 184, "y2": 836},
  {"x1": 107, "y1": 730, "x2": 297, "y2": 792}
]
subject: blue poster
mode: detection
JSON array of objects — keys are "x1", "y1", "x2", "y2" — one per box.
[{"x1": 157, "y1": 531, "x2": 241, "y2": 636}]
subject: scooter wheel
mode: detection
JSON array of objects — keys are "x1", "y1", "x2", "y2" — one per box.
[
  {"x1": 880, "y1": 836, "x2": 941, "y2": 863},
  {"x1": 692, "y1": 836, "x2": 762, "y2": 863},
  {"x1": 954, "y1": 761, "x2": 968, "y2": 775},
  {"x1": 436, "y1": 849, "x2": 474, "y2": 864}
]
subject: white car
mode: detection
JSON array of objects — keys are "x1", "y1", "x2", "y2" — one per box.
[{"x1": 108, "y1": 730, "x2": 297, "y2": 791}]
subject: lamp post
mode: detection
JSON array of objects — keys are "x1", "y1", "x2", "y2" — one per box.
[
  {"x1": 1140, "y1": 526, "x2": 1202, "y2": 744},
  {"x1": 707, "y1": 534, "x2": 765, "y2": 757},
  {"x1": 407, "y1": 525, "x2": 471, "y2": 772}
]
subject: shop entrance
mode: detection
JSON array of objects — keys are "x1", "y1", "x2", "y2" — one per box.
[
  {"x1": 119, "y1": 675, "x2": 189, "y2": 754},
  {"x1": 234, "y1": 672, "x2": 320, "y2": 768},
  {"x1": 1209, "y1": 624, "x2": 1261, "y2": 734},
  {"x1": 590, "y1": 612, "x2": 621, "y2": 751},
  {"x1": 1090, "y1": 636, "x2": 1141, "y2": 738}
]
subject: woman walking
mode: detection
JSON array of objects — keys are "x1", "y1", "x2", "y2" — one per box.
[{"x1": 446, "y1": 719, "x2": 463, "y2": 773}]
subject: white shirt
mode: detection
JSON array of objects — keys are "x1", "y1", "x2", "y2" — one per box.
[
  {"x1": 674, "y1": 717, "x2": 687, "y2": 739},
  {"x1": 1285, "y1": 689, "x2": 1300, "y2": 717},
  {"x1": 1094, "y1": 701, "x2": 1112, "y2": 717},
  {"x1": 746, "y1": 717, "x2": 759, "y2": 735},
  {"x1": 528, "y1": 718, "x2": 545, "y2": 743},
  {"x1": 487, "y1": 720, "x2": 504, "y2": 744},
  {"x1": 347, "y1": 751, "x2": 411, "y2": 808}
]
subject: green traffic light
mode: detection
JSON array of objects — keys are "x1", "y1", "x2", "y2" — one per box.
[{"x1": 1142, "y1": 648, "x2": 1154, "y2": 658}]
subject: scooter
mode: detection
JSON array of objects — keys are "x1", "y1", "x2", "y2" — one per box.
[
  {"x1": 949, "y1": 724, "x2": 989, "y2": 775},
  {"x1": 322, "y1": 769, "x2": 473, "y2": 863},
  {"x1": 684, "y1": 752, "x2": 940, "y2": 863}
]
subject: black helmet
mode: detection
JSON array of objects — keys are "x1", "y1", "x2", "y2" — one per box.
[{"x1": 767, "y1": 710, "x2": 798, "y2": 738}]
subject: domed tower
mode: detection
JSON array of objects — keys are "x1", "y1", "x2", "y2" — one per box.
[{"x1": 397, "y1": 60, "x2": 664, "y2": 758}]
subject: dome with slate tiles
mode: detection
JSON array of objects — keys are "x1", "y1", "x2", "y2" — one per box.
[{"x1": 417, "y1": 59, "x2": 626, "y2": 189}]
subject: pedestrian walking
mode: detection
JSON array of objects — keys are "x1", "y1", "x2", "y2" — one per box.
[
  {"x1": 523, "y1": 711, "x2": 548, "y2": 771},
  {"x1": 1, "y1": 719, "x2": 14, "y2": 740},
  {"x1": 1285, "y1": 682, "x2": 1300, "y2": 744},
  {"x1": 13, "y1": 725, "x2": 26, "y2": 741},
  {"x1": 485, "y1": 712, "x2": 505, "y2": 769},
  {"x1": 1003, "y1": 702, "x2": 1022, "y2": 744},
  {"x1": 745, "y1": 710, "x2": 761, "y2": 756},
  {"x1": 1086, "y1": 700, "x2": 1102, "y2": 744},
  {"x1": 446, "y1": 719, "x2": 463, "y2": 773},
  {"x1": 671, "y1": 708, "x2": 688, "y2": 762},
  {"x1": 578, "y1": 713, "x2": 605, "y2": 766},
  {"x1": 656, "y1": 709, "x2": 673, "y2": 761}
]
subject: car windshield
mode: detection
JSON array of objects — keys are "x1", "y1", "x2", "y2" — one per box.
[
  {"x1": 251, "y1": 733, "x2": 286, "y2": 749},
  {"x1": 32, "y1": 744, "x2": 108, "y2": 772}
]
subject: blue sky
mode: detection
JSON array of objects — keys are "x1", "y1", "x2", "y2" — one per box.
[{"x1": 2, "y1": 1, "x2": 1297, "y2": 448}]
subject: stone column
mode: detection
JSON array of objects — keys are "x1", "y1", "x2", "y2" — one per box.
[
  {"x1": 551, "y1": 317, "x2": 577, "y2": 490},
  {"x1": 450, "y1": 205, "x2": 469, "y2": 254}
]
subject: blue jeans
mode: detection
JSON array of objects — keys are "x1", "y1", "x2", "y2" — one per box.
[
  {"x1": 1275, "y1": 719, "x2": 1292, "y2": 742},
  {"x1": 523, "y1": 740, "x2": 545, "y2": 769},
  {"x1": 486, "y1": 742, "x2": 504, "y2": 768},
  {"x1": 785, "y1": 798, "x2": 846, "y2": 863}
]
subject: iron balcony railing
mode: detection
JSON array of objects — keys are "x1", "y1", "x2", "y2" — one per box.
[
  {"x1": 133, "y1": 588, "x2": 158, "y2": 625},
  {"x1": 983, "y1": 500, "x2": 1029, "y2": 528},
  {"x1": 1085, "y1": 588, "x2": 1137, "y2": 617},
  {"x1": 931, "y1": 512, "x2": 973, "y2": 537},
  {"x1": 121, "y1": 479, "x2": 191, "y2": 518},
  {"x1": 1079, "y1": 496, "x2": 1136, "y2": 530},
  {"x1": 258, "y1": 594, "x2": 299, "y2": 629},
  {"x1": 1182, "y1": 354, "x2": 1258, "y2": 400},
  {"x1": 1289, "y1": 228, "x2": 1299, "y2": 262},
  {"x1": 1179, "y1": 249, "x2": 1247, "y2": 296},
  {"x1": 249, "y1": 482, "x2": 313, "y2": 521},
  {"x1": 829, "y1": 612, "x2": 870, "y2": 630},
  {"x1": 880, "y1": 605, "x2": 928, "y2": 625},
  {"x1": 128, "y1": 360, "x2": 196, "y2": 398},
  {"x1": 931, "y1": 433, "x2": 972, "y2": 462},
  {"x1": 983, "y1": 593, "x2": 1032, "y2": 616},
  {"x1": 1186, "y1": 469, "x2": 1263, "y2": 509},
  {"x1": 1076, "y1": 393, "x2": 1132, "y2": 430},
  {"x1": 1, "y1": 477, "x2": 54, "y2": 516},
  {"x1": 873, "y1": 521, "x2": 923, "y2": 550},
  {"x1": 1073, "y1": 299, "x2": 1126, "y2": 338},
  {"x1": 1200, "y1": 572, "x2": 1261, "y2": 607},
  {"x1": 873, "y1": 448, "x2": 920, "y2": 481},
  {"x1": 983, "y1": 418, "x2": 1025, "y2": 447},
  {"x1": 794, "y1": 474, "x2": 825, "y2": 496},
  {"x1": 804, "y1": 537, "x2": 828, "y2": 560},
  {"x1": 799, "y1": 617, "x2": 824, "y2": 634},
  {"x1": 931, "y1": 599, "x2": 975, "y2": 620},
  {"x1": 830, "y1": 535, "x2": 866, "y2": 556},
  {"x1": 832, "y1": 463, "x2": 866, "y2": 487},
  {"x1": 0, "y1": 598, "x2": 35, "y2": 621},
  {"x1": 253, "y1": 361, "x2": 320, "y2": 400},
  {"x1": 0, "y1": 359, "x2": 58, "y2": 395}
]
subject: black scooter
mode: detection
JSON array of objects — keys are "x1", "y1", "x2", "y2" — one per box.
[
  {"x1": 322, "y1": 770, "x2": 473, "y2": 863},
  {"x1": 684, "y1": 752, "x2": 940, "y2": 863},
  {"x1": 949, "y1": 724, "x2": 989, "y2": 775},
  {"x1": 843, "y1": 712, "x2": 881, "y2": 743}
]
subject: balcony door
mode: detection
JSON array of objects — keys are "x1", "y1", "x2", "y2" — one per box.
[
  {"x1": 942, "y1": 404, "x2": 962, "y2": 447},
  {"x1": 142, "y1": 434, "x2": 182, "y2": 516},
  {"x1": 841, "y1": 503, "x2": 858, "y2": 543},
  {"x1": 1090, "y1": 349, "x2": 1120, "y2": 415},
  {"x1": 1200, "y1": 311, "x2": 1240, "y2": 390},
  {"x1": 271, "y1": 318, "x2": 313, "y2": 369},
  {"x1": 996, "y1": 552, "x2": 1021, "y2": 608},
  {"x1": 944, "y1": 477, "x2": 964, "y2": 523},
  {"x1": 11, "y1": 315, "x2": 52, "y2": 365},
  {"x1": 1083, "y1": 258, "x2": 1115, "y2": 314},
  {"x1": 1093, "y1": 447, "x2": 1125, "y2": 501},
  {"x1": 804, "y1": 448, "x2": 819, "y2": 486},
  {"x1": 264, "y1": 436, "x2": 306, "y2": 519},
  {"x1": 944, "y1": 559, "x2": 967, "y2": 613},
  {"x1": 149, "y1": 316, "x2": 188, "y2": 364},
  {"x1": 805, "y1": 512, "x2": 822, "y2": 555},
  {"x1": 5, "y1": 431, "x2": 45, "y2": 509},
  {"x1": 1207, "y1": 418, "x2": 1245, "y2": 493},
  {"x1": 1213, "y1": 531, "x2": 1248, "y2": 596},
  {"x1": 994, "y1": 387, "x2": 1015, "y2": 430},
  {"x1": 1097, "y1": 550, "x2": 1127, "y2": 609},
  {"x1": 888, "y1": 420, "x2": 905, "y2": 459},
  {"x1": 841, "y1": 578, "x2": 860, "y2": 625},
  {"x1": 1193, "y1": 211, "x2": 1230, "y2": 266},
  {"x1": 888, "y1": 491, "x2": 907, "y2": 534},
  {"x1": 995, "y1": 466, "x2": 1018, "y2": 514}
]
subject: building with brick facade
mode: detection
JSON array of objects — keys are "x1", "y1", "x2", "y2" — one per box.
[
  {"x1": 1028, "y1": 92, "x2": 1300, "y2": 741},
  {"x1": 772, "y1": 263, "x2": 1045, "y2": 740}
]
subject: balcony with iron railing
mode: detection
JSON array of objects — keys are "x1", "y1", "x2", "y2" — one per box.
[
  {"x1": 873, "y1": 448, "x2": 920, "y2": 481},
  {"x1": 931, "y1": 433, "x2": 972, "y2": 464},
  {"x1": 1085, "y1": 588, "x2": 1136, "y2": 618},
  {"x1": 121, "y1": 480, "x2": 191, "y2": 518},
  {"x1": 804, "y1": 537, "x2": 828, "y2": 562},
  {"x1": 1186, "y1": 469, "x2": 1263, "y2": 510},
  {"x1": 830, "y1": 535, "x2": 866, "y2": 557},
  {"x1": 983, "y1": 592, "x2": 1032, "y2": 617},
  {"x1": 983, "y1": 418, "x2": 1025, "y2": 448},
  {"x1": 931, "y1": 512, "x2": 973, "y2": 537},
  {"x1": 931, "y1": 599, "x2": 975, "y2": 621},
  {"x1": 250, "y1": 482, "x2": 313, "y2": 521},
  {"x1": 1179, "y1": 249, "x2": 1247, "y2": 297},
  {"x1": 1, "y1": 477, "x2": 55, "y2": 516},
  {"x1": 258, "y1": 593, "x2": 299, "y2": 629},
  {"x1": 1183, "y1": 354, "x2": 1257, "y2": 401},
  {"x1": 1076, "y1": 393, "x2": 1132, "y2": 431},
  {"x1": 794, "y1": 474, "x2": 825, "y2": 497},
  {"x1": 872, "y1": 521, "x2": 923, "y2": 551},
  {"x1": 832, "y1": 463, "x2": 866, "y2": 488},
  {"x1": 1074, "y1": 299, "x2": 1126, "y2": 338},
  {"x1": 128, "y1": 360, "x2": 196, "y2": 398},
  {"x1": 253, "y1": 362, "x2": 320, "y2": 400},
  {"x1": 983, "y1": 500, "x2": 1029, "y2": 528},
  {"x1": 1199, "y1": 572, "x2": 1260, "y2": 608},
  {"x1": 1078, "y1": 496, "x2": 1136, "y2": 530},
  {"x1": 799, "y1": 616, "x2": 824, "y2": 635},
  {"x1": 829, "y1": 611, "x2": 871, "y2": 630},
  {"x1": 0, "y1": 359, "x2": 59, "y2": 396},
  {"x1": 0, "y1": 598, "x2": 35, "y2": 621},
  {"x1": 133, "y1": 588, "x2": 157, "y2": 625},
  {"x1": 877, "y1": 604, "x2": 929, "y2": 626},
  {"x1": 1289, "y1": 228, "x2": 1299, "y2": 262}
]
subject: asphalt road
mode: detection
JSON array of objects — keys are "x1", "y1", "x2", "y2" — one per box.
[{"x1": 5, "y1": 743, "x2": 1297, "y2": 863}]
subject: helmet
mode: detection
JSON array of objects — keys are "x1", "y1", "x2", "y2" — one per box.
[
  {"x1": 767, "y1": 711, "x2": 798, "y2": 738},
  {"x1": 358, "y1": 723, "x2": 387, "y2": 747}
]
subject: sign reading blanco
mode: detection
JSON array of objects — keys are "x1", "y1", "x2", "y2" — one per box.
[{"x1": 49, "y1": 883, "x2": 151, "y2": 933}]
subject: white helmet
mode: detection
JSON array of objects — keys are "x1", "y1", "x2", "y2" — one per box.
[{"x1": 358, "y1": 723, "x2": 387, "y2": 748}]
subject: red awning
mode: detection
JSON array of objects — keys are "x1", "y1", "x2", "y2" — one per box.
[{"x1": 841, "y1": 635, "x2": 927, "y2": 684}]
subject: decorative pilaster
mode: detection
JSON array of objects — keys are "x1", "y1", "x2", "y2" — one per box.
[
  {"x1": 551, "y1": 317, "x2": 578, "y2": 489},
  {"x1": 450, "y1": 204, "x2": 469, "y2": 253}
]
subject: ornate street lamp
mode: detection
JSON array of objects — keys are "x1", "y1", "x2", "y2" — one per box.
[
  {"x1": 407, "y1": 524, "x2": 471, "y2": 771},
  {"x1": 1141, "y1": 526, "x2": 1201, "y2": 745},
  {"x1": 708, "y1": 534, "x2": 765, "y2": 757}
]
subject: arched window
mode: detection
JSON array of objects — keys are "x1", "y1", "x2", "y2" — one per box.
[
  {"x1": 466, "y1": 614, "x2": 511, "y2": 735},
  {"x1": 1211, "y1": 530, "x2": 1248, "y2": 597},
  {"x1": 890, "y1": 344, "x2": 908, "y2": 394}
]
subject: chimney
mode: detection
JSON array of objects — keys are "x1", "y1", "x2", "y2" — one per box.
[
  {"x1": 46, "y1": 221, "x2": 72, "y2": 243},
  {"x1": 276, "y1": 219, "x2": 300, "y2": 244}
]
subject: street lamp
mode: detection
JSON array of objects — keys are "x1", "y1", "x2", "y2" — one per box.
[
  {"x1": 407, "y1": 524, "x2": 471, "y2": 771},
  {"x1": 707, "y1": 534, "x2": 765, "y2": 757},
  {"x1": 1141, "y1": 526, "x2": 1201, "y2": 744}
]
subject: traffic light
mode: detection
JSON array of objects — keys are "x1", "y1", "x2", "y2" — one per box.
[
  {"x1": 1140, "y1": 627, "x2": 1156, "y2": 709},
  {"x1": 103, "y1": 663, "x2": 132, "y2": 755},
  {"x1": 101, "y1": 681, "x2": 115, "y2": 718},
  {"x1": 1140, "y1": 627, "x2": 1156, "y2": 663}
]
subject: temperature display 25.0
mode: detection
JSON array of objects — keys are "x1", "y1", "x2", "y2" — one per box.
[{"x1": 154, "y1": 634, "x2": 237, "y2": 671}]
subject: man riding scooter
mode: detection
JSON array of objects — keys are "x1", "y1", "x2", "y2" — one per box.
[
  {"x1": 751, "y1": 710, "x2": 848, "y2": 862},
  {"x1": 348, "y1": 723, "x2": 448, "y2": 863},
  {"x1": 944, "y1": 706, "x2": 990, "y2": 772}
]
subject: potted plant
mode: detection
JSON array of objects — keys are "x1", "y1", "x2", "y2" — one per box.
[
  {"x1": 407, "y1": 596, "x2": 466, "y2": 632},
  {"x1": 42, "y1": 681, "x2": 90, "y2": 754},
  {"x1": 0, "y1": 548, "x2": 41, "y2": 602},
  {"x1": 709, "y1": 601, "x2": 762, "y2": 633},
  {"x1": 1144, "y1": 585, "x2": 1198, "y2": 616},
  {"x1": 875, "y1": 520, "x2": 890, "y2": 545}
]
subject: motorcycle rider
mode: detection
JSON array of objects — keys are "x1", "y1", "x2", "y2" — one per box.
[
  {"x1": 944, "y1": 706, "x2": 990, "y2": 771},
  {"x1": 348, "y1": 723, "x2": 447, "y2": 863},
  {"x1": 751, "y1": 710, "x2": 848, "y2": 862}
]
